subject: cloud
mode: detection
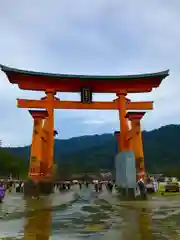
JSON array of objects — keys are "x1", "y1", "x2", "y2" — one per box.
[
  {"x1": 0, "y1": 0, "x2": 180, "y2": 146},
  {"x1": 83, "y1": 120, "x2": 107, "y2": 125}
]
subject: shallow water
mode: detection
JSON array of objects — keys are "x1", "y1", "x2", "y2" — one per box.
[{"x1": 1, "y1": 185, "x2": 180, "y2": 239}]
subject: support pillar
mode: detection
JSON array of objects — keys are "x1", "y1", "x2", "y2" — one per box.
[
  {"x1": 28, "y1": 110, "x2": 48, "y2": 180},
  {"x1": 24, "y1": 110, "x2": 49, "y2": 196},
  {"x1": 126, "y1": 112, "x2": 146, "y2": 181},
  {"x1": 29, "y1": 117, "x2": 42, "y2": 179}
]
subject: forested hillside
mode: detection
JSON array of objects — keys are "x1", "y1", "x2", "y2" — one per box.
[
  {"x1": 0, "y1": 148, "x2": 27, "y2": 177},
  {"x1": 2, "y1": 124, "x2": 180, "y2": 177}
]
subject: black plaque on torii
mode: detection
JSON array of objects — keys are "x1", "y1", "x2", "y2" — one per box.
[{"x1": 81, "y1": 87, "x2": 92, "y2": 103}]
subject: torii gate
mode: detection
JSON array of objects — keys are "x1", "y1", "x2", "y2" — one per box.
[{"x1": 0, "y1": 64, "x2": 169, "y2": 195}]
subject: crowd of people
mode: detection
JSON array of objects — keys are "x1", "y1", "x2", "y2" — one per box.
[
  {"x1": 0, "y1": 177, "x2": 150, "y2": 202},
  {"x1": 54, "y1": 180, "x2": 115, "y2": 193},
  {"x1": 0, "y1": 179, "x2": 116, "y2": 202},
  {"x1": 0, "y1": 180, "x2": 25, "y2": 201}
]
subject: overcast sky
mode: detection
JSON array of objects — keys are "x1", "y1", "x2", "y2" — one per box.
[{"x1": 0, "y1": 0, "x2": 179, "y2": 147}]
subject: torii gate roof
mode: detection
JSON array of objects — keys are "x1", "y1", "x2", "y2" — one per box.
[{"x1": 0, "y1": 64, "x2": 169, "y2": 93}]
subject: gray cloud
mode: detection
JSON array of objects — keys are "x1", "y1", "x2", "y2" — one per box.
[{"x1": 0, "y1": 0, "x2": 179, "y2": 146}]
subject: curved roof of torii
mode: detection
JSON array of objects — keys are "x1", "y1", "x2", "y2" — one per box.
[{"x1": 0, "y1": 64, "x2": 169, "y2": 93}]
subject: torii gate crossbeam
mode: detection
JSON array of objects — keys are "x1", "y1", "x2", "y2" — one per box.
[{"x1": 17, "y1": 99, "x2": 153, "y2": 110}]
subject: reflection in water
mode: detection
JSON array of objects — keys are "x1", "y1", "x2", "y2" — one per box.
[
  {"x1": 24, "y1": 197, "x2": 52, "y2": 240},
  {"x1": 139, "y1": 208, "x2": 152, "y2": 240},
  {"x1": 2, "y1": 190, "x2": 180, "y2": 239},
  {"x1": 120, "y1": 205, "x2": 153, "y2": 240}
]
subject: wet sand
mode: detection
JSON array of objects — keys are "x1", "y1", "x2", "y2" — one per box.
[{"x1": 0, "y1": 185, "x2": 180, "y2": 239}]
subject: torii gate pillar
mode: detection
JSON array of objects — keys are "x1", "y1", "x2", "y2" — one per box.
[
  {"x1": 126, "y1": 112, "x2": 146, "y2": 181},
  {"x1": 114, "y1": 130, "x2": 133, "y2": 152},
  {"x1": 116, "y1": 93, "x2": 130, "y2": 151},
  {"x1": 45, "y1": 89, "x2": 56, "y2": 176}
]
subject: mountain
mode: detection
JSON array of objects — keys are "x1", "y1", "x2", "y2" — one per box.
[
  {"x1": 3, "y1": 124, "x2": 180, "y2": 175},
  {"x1": 5, "y1": 133, "x2": 115, "y2": 164}
]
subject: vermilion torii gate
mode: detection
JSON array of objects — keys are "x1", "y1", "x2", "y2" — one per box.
[{"x1": 0, "y1": 64, "x2": 169, "y2": 194}]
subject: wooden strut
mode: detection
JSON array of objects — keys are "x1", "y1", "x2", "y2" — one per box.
[
  {"x1": 126, "y1": 112, "x2": 146, "y2": 181},
  {"x1": 17, "y1": 99, "x2": 153, "y2": 110}
]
